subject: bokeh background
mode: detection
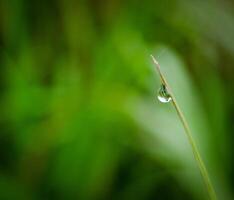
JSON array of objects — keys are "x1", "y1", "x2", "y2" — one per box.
[{"x1": 0, "y1": 0, "x2": 234, "y2": 199}]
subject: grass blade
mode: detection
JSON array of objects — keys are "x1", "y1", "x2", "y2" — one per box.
[{"x1": 151, "y1": 55, "x2": 217, "y2": 200}]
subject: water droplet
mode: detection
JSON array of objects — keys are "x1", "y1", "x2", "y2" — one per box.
[{"x1": 157, "y1": 84, "x2": 172, "y2": 103}]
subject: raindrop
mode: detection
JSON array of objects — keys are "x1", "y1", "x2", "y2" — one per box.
[{"x1": 157, "y1": 84, "x2": 172, "y2": 103}]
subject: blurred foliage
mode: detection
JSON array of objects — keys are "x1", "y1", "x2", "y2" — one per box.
[{"x1": 0, "y1": 0, "x2": 234, "y2": 199}]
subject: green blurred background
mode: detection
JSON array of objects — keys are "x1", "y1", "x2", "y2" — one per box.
[{"x1": 0, "y1": 0, "x2": 234, "y2": 199}]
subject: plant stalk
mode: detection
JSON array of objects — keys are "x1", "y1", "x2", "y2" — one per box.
[{"x1": 151, "y1": 55, "x2": 217, "y2": 200}]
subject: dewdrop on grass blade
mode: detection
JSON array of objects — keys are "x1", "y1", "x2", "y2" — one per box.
[
  {"x1": 150, "y1": 55, "x2": 217, "y2": 200},
  {"x1": 157, "y1": 84, "x2": 172, "y2": 103}
]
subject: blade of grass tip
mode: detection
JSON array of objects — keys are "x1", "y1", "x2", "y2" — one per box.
[{"x1": 150, "y1": 55, "x2": 217, "y2": 200}]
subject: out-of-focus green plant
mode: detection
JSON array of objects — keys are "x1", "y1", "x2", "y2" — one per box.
[{"x1": 0, "y1": 0, "x2": 233, "y2": 199}]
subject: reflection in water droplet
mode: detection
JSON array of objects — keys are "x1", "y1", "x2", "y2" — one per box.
[{"x1": 157, "y1": 84, "x2": 171, "y2": 103}]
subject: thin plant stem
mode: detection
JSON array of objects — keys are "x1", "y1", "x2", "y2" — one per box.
[{"x1": 151, "y1": 55, "x2": 217, "y2": 200}]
